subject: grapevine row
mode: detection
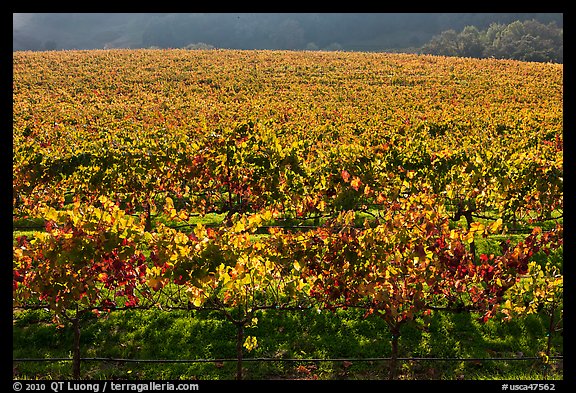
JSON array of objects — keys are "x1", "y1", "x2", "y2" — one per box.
[{"x1": 13, "y1": 194, "x2": 563, "y2": 379}]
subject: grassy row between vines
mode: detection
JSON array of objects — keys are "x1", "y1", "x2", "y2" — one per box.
[{"x1": 13, "y1": 305, "x2": 562, "y2": 380}]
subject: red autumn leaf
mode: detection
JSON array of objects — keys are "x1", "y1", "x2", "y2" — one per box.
[{"x1": 341, "y1": 169, "x2": 351, "y2": 183}]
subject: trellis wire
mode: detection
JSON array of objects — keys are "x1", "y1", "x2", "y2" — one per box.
[{"x1": 13, "y1": 356, "x2": 562, "y2": 364}]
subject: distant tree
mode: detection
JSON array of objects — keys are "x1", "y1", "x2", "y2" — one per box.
[
  {"x1": 421, "y1": 19, "x2": 562, "y2": 63},
  {"x1": 458, "y1": 26, "x2": 484, "y2": 58},
  {"x1": 483, "y1": 20, "x2": 562, "y2": 62},
  {"x1": 421, "y1": 29, "x2": 460, "y2": 57}
]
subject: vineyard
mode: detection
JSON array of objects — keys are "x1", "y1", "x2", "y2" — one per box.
[{"x1": 13, "y1": 49, "x2": 563, "y2": 380}]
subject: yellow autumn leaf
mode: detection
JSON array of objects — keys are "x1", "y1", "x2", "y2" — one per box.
[
  {"x1": 262, "y1": 209, "x2": 273, "y2": 221},
  {"x1": 489, "y1": 218, "x2": 503, "y2": 233},
  {"x1": 194, "y1": 223, "x2": 206, "y2": 239},
  {"x1": 469, "y1": 222, "x2": 484, "y2": 233},
  {"x1": 243, "y1": 336, "x2": 258, "y2": 352},
  {"x1": 178, "y1": 210, "x2": 189, "y2": 220},
  {"x1": 174, "y1": 232, "x2": 188, "y2": 245},
  {"x1": 44, "y1": 207, "x2": 59, "y2": 222},
  {"x1": 233, "y1": 220, "x2": 246, "y2": 233},
  {"x1": 248, "y1": 214, "x2": 262, "y2": 228},
  {"x1": 449, "y1": 230, "x2": 460, "y2": 240},
  {"x1": 463, "y1": 231, "x2": 475, "y2": 244}
]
